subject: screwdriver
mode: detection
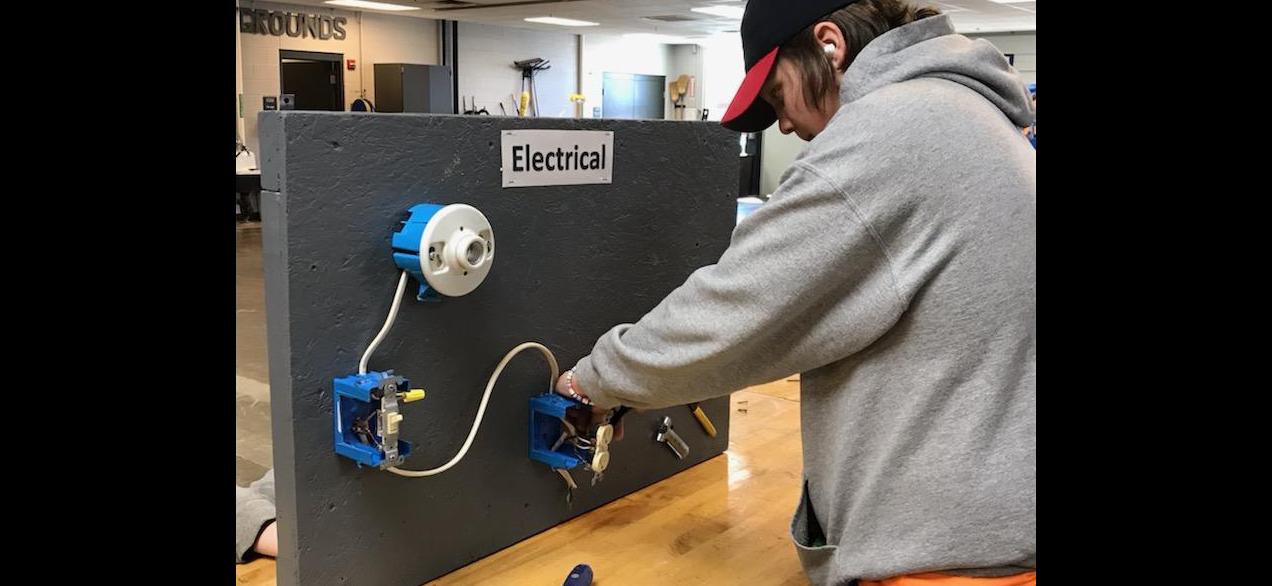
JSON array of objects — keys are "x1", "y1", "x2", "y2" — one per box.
[{"x1": 562, "y1": 563, "x2": 593, "y2": 586}]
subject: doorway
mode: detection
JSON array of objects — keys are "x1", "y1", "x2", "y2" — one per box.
[{"x1": 280, "y1": 50, "x2": 344, "y2": 111}]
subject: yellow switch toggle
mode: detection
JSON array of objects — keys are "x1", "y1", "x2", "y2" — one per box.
[{"x1": 402, "y1": 389, "x2": 427, "y2": 403}]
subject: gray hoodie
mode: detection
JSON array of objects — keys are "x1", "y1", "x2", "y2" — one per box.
[{"x1": 572, "y1": 14, "x2": 1035, "y2": 584}]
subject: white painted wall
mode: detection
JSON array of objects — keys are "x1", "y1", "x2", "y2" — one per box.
[
  {"x1": 454, "y1": 30, "x2": 700, "y2": 120},
  {"x1": 360, "y1": 11, "x2": 442, "y2": 100},
  {"x1": 579, "y1": 34, "x2": 673, "y2": 119},
  {"x1": 699, "y1": 33, "x2": 745, "y2": 122},
  {"x1": 668, "y1": 44, "x2": 705, "y2": 120},
  {"x1": 237, "y1": 1, "x2": 438, "y2": 154},
  {"x1": 457, "y1": 22, "x2": 578, "y2": 117},
  {"x1": 760, "y1": 128, "x2": 806, "y2": 197},
  {"x1": 237, "y1": 5, "x2": 246, "y2": 143}
]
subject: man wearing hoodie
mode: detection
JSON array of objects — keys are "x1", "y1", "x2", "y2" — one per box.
[{"x1": 555, "y1": 1, "x2": 1035, "y2": 585}]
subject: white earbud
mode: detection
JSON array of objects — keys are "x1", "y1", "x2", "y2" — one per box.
[{"x1": 823, "y1": 43, "x2": 836, "y2": 56}]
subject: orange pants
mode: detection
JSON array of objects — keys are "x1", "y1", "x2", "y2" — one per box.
[{"x1": 861, "y1": 571, "x2": 1036, "y2": 586}]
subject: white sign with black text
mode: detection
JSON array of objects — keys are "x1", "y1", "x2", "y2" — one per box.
[{"x1": 500, "y1": 130, "x2": 614, "y2": 188}]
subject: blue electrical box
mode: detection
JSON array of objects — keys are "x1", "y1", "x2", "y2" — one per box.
[
  {"x1": 391, "y1": 203, "x2": 445, "y2": 301},
  {"x1": 529, "y1": 393, "x2": 588, "y2": 471},
  {"x1": 333, "y1": 370, "x2": 414, "y2": 469}
]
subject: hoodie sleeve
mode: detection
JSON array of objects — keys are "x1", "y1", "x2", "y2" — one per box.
[
  {"x1": 571, "y1": 162, "x2": 907, "y2": 410},
  {"x1": 236, "y1": 469, "x2": 276, "y2": 564}
]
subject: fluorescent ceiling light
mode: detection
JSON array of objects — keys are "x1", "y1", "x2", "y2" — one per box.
[
  {"x1": 324, "y1": 0, "x2": 420, "y2": 11},
  {"x1": 524, "y1": 16, "x2": 599, "y2": 27},
  {"x1": 624, "y1": 33, "x2": 694, "y2": 44},
  {"x1": 691, "y1": 5, "x2": 746, "y2": 19}
]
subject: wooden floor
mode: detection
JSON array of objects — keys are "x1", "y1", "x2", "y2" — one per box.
[{"x1": 236, "y1": 378, "x2": 806, "y2": 586}]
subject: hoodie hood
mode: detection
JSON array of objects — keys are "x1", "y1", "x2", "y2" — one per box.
[{"x1": 840, "y1": 14, "x2": 1034, "y2": 128}]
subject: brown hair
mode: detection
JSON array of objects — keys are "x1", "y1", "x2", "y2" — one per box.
[{"x1": 780, "y1": 0, "x2": 941, "y2": 111}]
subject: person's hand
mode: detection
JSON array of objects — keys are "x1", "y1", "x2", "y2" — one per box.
[
  {"x1": 253, "y1": 520, "x2": 278, "y2": 558},
  {"x1": 556, "y1": 371, "x2": 624, "y2": 441}
]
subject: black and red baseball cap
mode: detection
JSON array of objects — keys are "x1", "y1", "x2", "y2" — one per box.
[{"x1": 721, "y1": 0, "x2": 863, "y2": 132}]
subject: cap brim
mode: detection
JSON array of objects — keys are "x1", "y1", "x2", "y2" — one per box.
[{"x1": 721, "y1": 48, "x2": 779, "y2": 133}]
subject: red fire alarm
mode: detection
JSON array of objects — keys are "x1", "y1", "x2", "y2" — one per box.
[{"x1": 347, "y1": 59, "x2": 356, "y2": 71}]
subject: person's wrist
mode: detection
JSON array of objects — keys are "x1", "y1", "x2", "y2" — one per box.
[{"x1": 564, "y1": 369, "x2": 592, "y2": 406}]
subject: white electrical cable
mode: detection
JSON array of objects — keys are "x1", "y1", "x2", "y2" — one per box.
[
  {"x1": 357, "y1": 271, "x2": 560, "y2": 477},
  {"x1": 359, "y1": 271, "x2": 410, "y2": 375},
  {"x1": 388, "y1": 341, "x2": 559, "y2": 477}
]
